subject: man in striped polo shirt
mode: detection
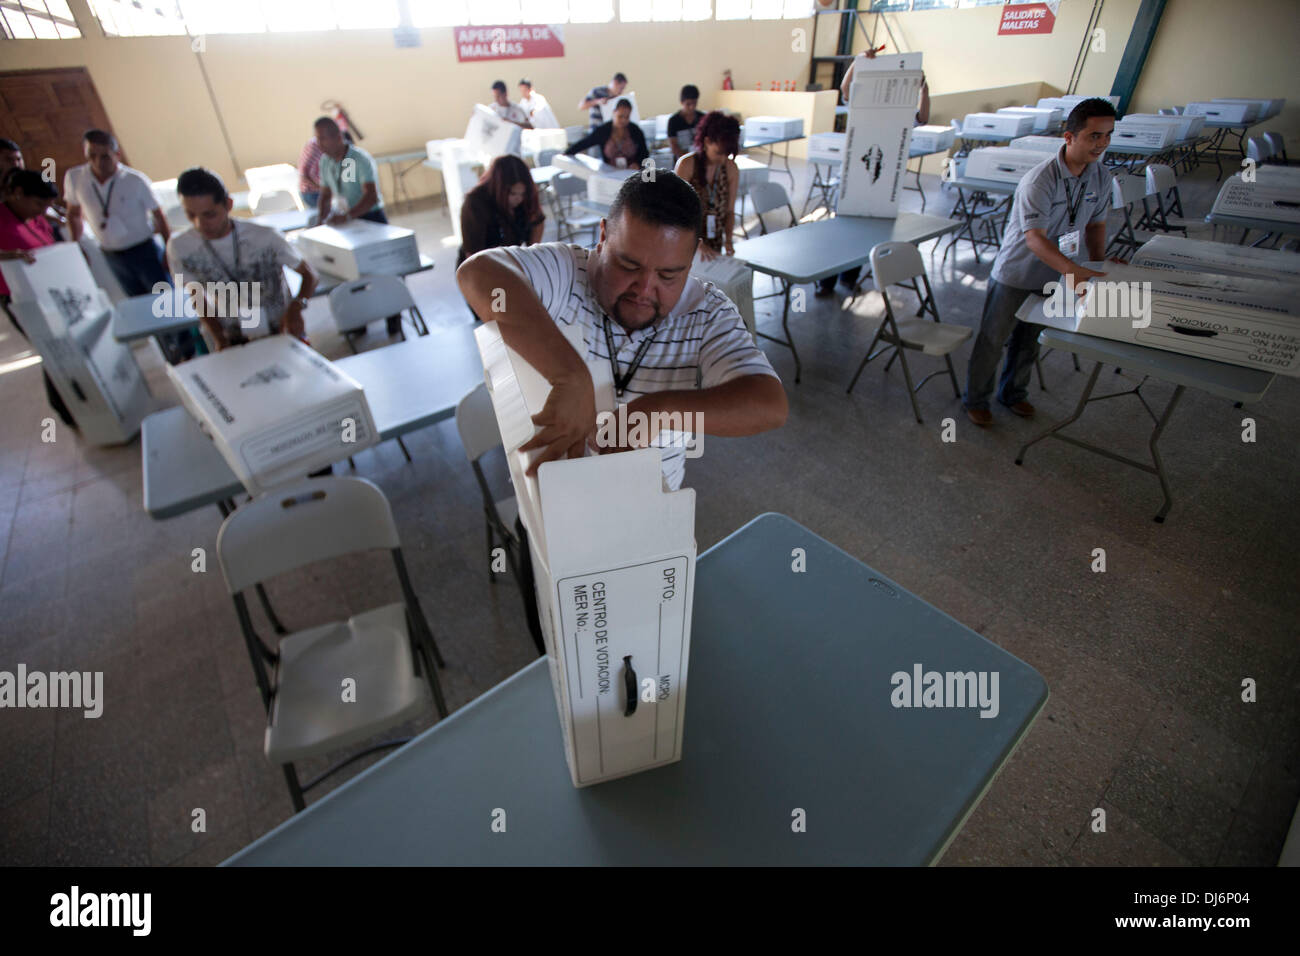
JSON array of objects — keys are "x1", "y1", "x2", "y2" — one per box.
[{"x1": 457, "y1": 171, "x2": 787, "y2": 492}]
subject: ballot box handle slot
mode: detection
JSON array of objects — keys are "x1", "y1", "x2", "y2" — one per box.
[
  {"x1": 623, "y1": 655, "x2": 637, "y2": 717},
  {"x1": 1168, "y1": 326, "x2": 1216, "y2": 338}
]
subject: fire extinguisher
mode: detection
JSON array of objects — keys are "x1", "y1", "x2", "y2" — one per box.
[
  {"x1": 321, "y1": 100, "x2": 364, "y2": 143},
  {"x1": 722, "y1": 69, "x2": 734, "y2": 91}
]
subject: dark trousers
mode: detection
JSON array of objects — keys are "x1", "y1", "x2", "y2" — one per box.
[
  {"x1": 105, "y1": 237, "x2": 196, "y2": 362},
  {"x1": 2, "y1": 295, "x2": 75, "y2": 427},
  {"x1": 356, "y1": 209, "x2": 402, "y2": 335},
  {"x1": 817, "y1": 265, "x2": 862, "y2": 294}
]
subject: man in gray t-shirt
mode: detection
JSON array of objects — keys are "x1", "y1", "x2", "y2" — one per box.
[{"x1": 963, "y1": 98, "x2": 1119, "y2": 425}]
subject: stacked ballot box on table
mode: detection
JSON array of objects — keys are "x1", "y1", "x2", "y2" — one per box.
[
  {"x1": 1111, "y1": 119, "x2": 1179, "y2": 151},
  {"x1": 961, "y1": 112, "x2": 1034, "y2": 138},
  {"x1": 1010, "y1": 135, "x2": 1064, "y2": 154},
  {"x1": 1211, "y1": 167, "x2": 1300, "y2": 223},
  {"x1": 1, "y1": 244, "x2": 151, "y2": 446},
  {"x1": 599, "y1": 92, "x2": 641, "y2": 125},
  {"x1": 1125, "y1": 113, "x2": 1205, "y2": 142},
  {"x1": 910, "y1": 124, "x2": 956, "y2": 154},
  {"x1": 1132, "y1": 236, "x2": 1300, "y2": 282},
  {"x1": 474, "y1": 322, "x2": 697, "y2": 788},
  {"x1": 1213, "y1": 97, "x2": 1285, "y2": 120},
  {"x1": 1184, "y1": 101, "x2": 1253, "y2": 124},
  {"x1": 167, "y1": 336, "x2": 378, "y2": 494},
  {"x1": 521, "y1": 127, "x2": 568, "y2": 161},
  {"x1": 464, "y1": 104, "x2": 523, "y2": 161},
  {"x1": 997, "y1": 106, "x2": 1063, "y2": 133},
  {"x1": 296, "y1": 220, "x2": 420, "y2": 281},
  {"x1": 744, "y1": 116, "x2": 803, "y2": 141},
  {"x1": 552, "y1": 152, "x2": 640, "y2": 205},
  {"x1": 1020, "y1": 262, "x2": 1300, "y2": 376},
  {"x1": 807, "y1": 132, "x2": 846, "y2": 166},
  {"x1": 965, "y1": 147, "x2": 1046, "y2": 183},
  {"x1": 840, "y1": 52, "x2": 924, "y2": 217}
]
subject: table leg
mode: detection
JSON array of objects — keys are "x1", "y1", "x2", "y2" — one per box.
[
  {"x1": 1148, "y1": 385, "x2": 1184, "y2": 523},
  {"x1": 755, "y1": 282, "x2": 801, "y2": 384},
  {"x1": 1016, "y1": 361, "x2": 1102, "y2": 465}
]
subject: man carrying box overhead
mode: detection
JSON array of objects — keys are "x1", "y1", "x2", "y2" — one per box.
[{"x1": 963, "y1": 97, "x2": 1118, "y2": 426}]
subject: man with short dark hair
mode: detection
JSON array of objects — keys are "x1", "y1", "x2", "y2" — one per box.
[
  {"x1": 578, "y1": 72, "x2": 629, "y2": 133},
  {"x1": 518, "y1": 79, "x2": 559, "y2": 129},
  {"x1": 667, "y1": 84, "x2": 703, "y2": 160},
  {"x1": 963, "y1": 98, "x2": 1119, "y2": 425},
  {"x1": 490, "y1": 81, "x2": 533, "y2": 129},
  {"x1": 168, "y1": 167, "x2": 317, "y2": 353},
  {"x1": 0, "y1": 138, "x2": 22, "y2": 179}
]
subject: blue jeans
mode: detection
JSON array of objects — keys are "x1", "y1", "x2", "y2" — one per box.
[
  {"x1": 105, "y1": 238, "x2": 196, "y2": 362},
  {"x1": 300, "y1": 190, "x2": 320, "y2": 210},
  {"x1": 963, "y1": 278, "x2": 1038, "y2": 411}
]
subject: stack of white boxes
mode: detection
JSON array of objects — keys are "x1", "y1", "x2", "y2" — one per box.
[
  {"x1": 961, "y1": 112, "x2": 1035, "y2": 138},
  {"x1": 552, "y1": 152, "x2": 640, "y2": 205},
  {"x1": 296, "y1": 220, "x2": 420, "y2": 281},
  {"x1": 1184, "y1": 101, "x2": 1253, "y2": 124},
  {"x1": 167, "y1": 336, "x2": 379, "y2": 494},
  {"x1": 965, "y1": 147, "x2": 1047, "y2": 183},
  {"x1": 807, "y1": 131, "x2": 847, "y2": 165},
  {"x1": 744, "y1": 116, "x2": 804, "y2": 141},
  {"x1": 474, "y1": 322, "x2": 697, "y2": 788},
  {"x1": 910, "y1": 124, "x2": 956, "y2": 154},
  {"x1": 1111, "y1": 118, "x2": 1179, "y2": 150},
  {"x1": 521, "y1": 127, "x2": 568, "y2": 161},
  {"x1": 1211, "y1": 166, "x2": 1300, "y2": 223},
  {"x1": 1213, "y1": 97, "x2": 1285, "y2": 119},
  {"x1": 1010, "y1": 135, "x2": 1065, "y2": 154},
  {"x1": 0, "y1": 244, "x2": 151, "y2": 446},
  {"x1": 1132, "y1": 235, "x2": 1300, "y2": 281},
  {"x1": 1036, "y1": 94, "x2": 1120, "y2": 115},
  {"x1": 997, "y1": 106, "x2": 1063, "y2": 132},
  {"x1": 1030, "y1": 263, "x2": 1300, "y2": 377},
  {"x1": 431, "y1": 138, "x2": 483, "y2": 243},
  {"x1": 464, "y1": 103, "x2": 524, "y2": 160},
  {"x1": 1123, "y1": 113, "x2": 1205, "y2": 142},
  {"x1": 839, "y1": 52, "x2": 925, "y2": 217}
]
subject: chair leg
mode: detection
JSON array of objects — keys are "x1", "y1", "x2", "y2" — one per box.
[
  {"x1": 945, "y1": 354, "x2": 960, "y2": 398},
  {"x1": 486, "y1": 520, "x2": 497, "y2": 584},
  {"x1": 345, "y1": 334, "x2": 358, "y2": 355},
  {"x1": 1072, "y1": 353, "x2": 1081, "y2": 371},
  {"x1": 284, "y1": 763, "x2": 307, "y2": 812},
  {"x1": 846, "y1": 321, "x2": 887, "y2": 395},
  {"x1": 396, "y1": 436, "x2": 412, "y2": 462},
  {"x1": 255, "y1": 582, "x2": 289, "y2": 635},
  {"x1": 1035, "y1": 356, "x2": 1047, "y2": 391},
  {"x1": 895, "y1": 349, "x2": 924, "y2": 425},
  {"x1": 417, "y1": 641, "x2": 449, "y2": 719}
]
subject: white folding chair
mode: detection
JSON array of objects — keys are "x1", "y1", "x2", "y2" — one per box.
[
  {"x1": 1106, "y1": 174, "x2": 1148, "y2": 257},
  {"x1": 327, "y1": 274, "x2": 429, "y2": 352},
  {"x1": 455, "y1": 385, "x2": 543, "y2": 655},
  {"x1": 846, "y1": 241, "x2": 972, "y2": 424},
  {"x1": 216, "y1": 476, "x2": 449, "y2": 812},
  {"x1": 548, "y1": 173, "x2": 601, "y2": 246},
  {"x1": 250, "y1": 189, "x2": 303, "y2": 215},
  {"x1": 1136, "y1": 164, "x2": 1195, "y2": 234},
  {"x1": 746, "y1": 181, "x2": 799, "y2": 307},
  {"x1": 1262, "y1": 131, "x2": 1287, "y2": 165},
  {"x1": 537, "y1": 148, "x2": 560, "y2": 168}
]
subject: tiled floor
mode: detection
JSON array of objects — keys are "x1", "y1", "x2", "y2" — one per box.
[{"x1": 0, "y1": 152, "x2": 1296, "y2": 866}]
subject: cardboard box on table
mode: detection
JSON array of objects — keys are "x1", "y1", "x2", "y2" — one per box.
[
  {"x1": 166, "y1": 336, "x2": 378, "y2": 495},
  {"x1": 1010, "y1": 135, "x2": 1064, "y2": 154},
  {"x1": 744, "y1": 116, "x2": 804, "y2": 140},
  {"x1": 839, "y1": 53, "x2": 924, "y2": 218},
  {"x1": 1213, "y1": 97, "x2": 1285, "y2": 120},
  {"x1": 1132, "y1": 235, "x2": 1300, "y2": 281},
  {"x1": 1018, "y1": 262, "x2": 1300, "y2": 376},
  {"x1": 295, "y1": 220, "x2": 420, "y2": 281},
  {"x1": 961, "y1": 112, "x2": 1035, "y2": 138},
  {"x1": 474, "y1": 322, "x2": 697, "y2": 788},
  {"x1": 1211, "y1": 168, "x2": 1300, "y2": 223},
  {"x1": 1184, "y1": 101, "x2": 1253, "y2": 124},
  {"x1": 1, "y1": 244, "x2": 151, "y2": 446},
  {"x1": 910, "y1": 124, "x2": 955, "y2": 154},
  {"x1": 998, "y1": 106, "x2": 1063, "y2": 133},
  {"x1": 965, "y1": 147, "x2": 1046, "y2": 183},
  {"x1": 1111, "y1": 119, "x2": 1178, "y2": 151},
  {"x1": 1125, "y1": 113, "x2": 1205, "y2": 142},
  {"x1": 807, "y1": 132, "x2": 846, "y2": 165}
]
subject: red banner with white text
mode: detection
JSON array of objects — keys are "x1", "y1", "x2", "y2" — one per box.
[
  {"x1": 455, "y1": 24, "x2": 565, "y2": 62},
  {"x1": 998, "y1": 1, "x2": 1059, "y2": 36}
]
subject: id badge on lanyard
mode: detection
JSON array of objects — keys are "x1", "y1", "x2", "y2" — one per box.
[{"x1": 1057, "y1": 230, "x2": 1080, "y2": 256}]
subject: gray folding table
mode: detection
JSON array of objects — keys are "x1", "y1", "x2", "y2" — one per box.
[
  {"x1": 731, "y1": 213, "x2": 961, "y2": 383},
  {"x1": 1206, "y1": 211, "x2": 1300, "y2": 248},
  {"x1": 142, "y1": 323, "x2": 485, "y2": 520},
  {"x1": 1017, "y1": 322, "x2": 1275, "y2": 523},
  {"x1": 223, "y1": 512, "x2": 1048, "y2": 866},
  {"x1": 246, "y1": 209, "x2": 315, "y2": 233},
  {"x1": 940, "y1": 176, "x2": 1018, "y2": 266}
]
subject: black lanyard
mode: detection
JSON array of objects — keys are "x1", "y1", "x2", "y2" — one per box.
[
  {"x1": 201, "y1": 221, "x2": 241, "y2": 282},
  {"x1": 90, "y1": 175, "x2": 117, "y2": 228},
  {"x1": 602, "y1": 314, "x2": 656, "y2": 398},
  {"x1": 1062, "y1": 177, "x2": 1086, "y2": 229}
]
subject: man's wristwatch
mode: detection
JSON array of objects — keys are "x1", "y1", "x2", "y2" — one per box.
[{"x1": 292, "y1": 296, "x2": 309, "y2": 310}]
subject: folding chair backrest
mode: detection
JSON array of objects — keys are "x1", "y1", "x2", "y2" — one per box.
[
  {"x1": 1112, "y1": 174, "x2": 1145, "y2": 208},
  {"x1": 1145, "y1": 163, "x2": 1177, "y2": 195},
  {"x1": 869, "y1": 241, "x2": 925, "y2": 292},
  {"x1": 1158, "y1": 108, "x2": 1177, "y2": 116},
  {"x1": 749, "y1": 181, "x2": 796, "y2": 232},
  {"x1": 216, "y1": 476, "x2": 401, "y2": 595},
  {"x1": 1262, "y1": 131, "x2": 1285, "y2": 158},
  {"x1": 328, "y1": 275, "x2": 415, "y2": 332},
  {"x1": 251, "y1": 189, "x2": 302, "y2": 215},
  {"x1": 551, "y1": 172, "x2": 589, "y2": 199},
  {"x1": 455, "y1": 383, "x2": 505, "y2": 464},
  {"x1": 1246, "y1": 136, "x2": 1270, "y2": 164},
  {"x1": 538, "y1": 148, "x2": 559, "y2": 167}
]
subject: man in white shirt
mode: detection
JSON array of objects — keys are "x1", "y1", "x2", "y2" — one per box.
[
  {"x1": 65, "y1": 129, "x2": 171, "y2": 297},
  {"x1": 518, "y1": 79, "x2": 560, "y2": 130},
  {"x1": 167, "y1": 167, "x2": 317, "y2": 352},
  {"x1": 489, "y1": 81, "x2": 533, "y2": 129}
]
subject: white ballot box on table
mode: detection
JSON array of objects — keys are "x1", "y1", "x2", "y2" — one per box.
[
  {"x1": 1124, "y1": 113, "x2": 1205, "y2": 142},
  {"x1": 997, "y1": 107, "x2": 1063, "y2": 133},
  {"x1": 961, "y1": 112, "x2": 1034, "y2": 138},
  {"x1": 910, "y1": 124, "x2": 956, "y2": 154},
  {"x1": 745, "y1": 116, "x2": 803, "y2": 140},
  {"x1": 1184, "y1": 101, "x2": 1253, "y2": 124},
  {"x1": 1, "y1": 244, "x2": 151, "y2": 445},
  {"x1": 965, "y1": 147, "x2": 1046, "y2": 183},
  {"x1": 1132, "y1": 235, "x2": 1300, "y2": 281},
  {"x1": 840, "y1": 52, "x2": 924, "y2": 218},
  {"x1": 167, "y1": 336, "x2": 379, "y2": 495},
  {"x1": 432, "y1": 139, "x2": 483, "y2": 243},
  {"x1": 474, "y1": 322, "x2": 697, "y2": 788},
  {"x1": 553, "y1": 152, "x2": 640, "y2": 205},
  {"x1": 77, "y1": 234, "x2": 129, "y2": 304},
  {"x1": 465, "y1": 104, "x2": 523, "y2": 160},
  {"x1": 295, "y1": 220, "x2": 420, "y2": 281},
  {"x1": 1018, "y1": 262, "x2": 1300, "y2": 377},
  {"x1": 807, "y1": 132, "x2": 846, "y2": 165},
  {"x1": 1211, "y1": 168, "x2": 1300, "y2": 223},
  {"x1": 1010, "y1": 135, "x2": 1064, "y2": 154},
  {"x1": 691, "y1": 252, "x2": 756, "y2": 341},
  {"x1": 521, "y1": 127, "x2": 568, "y2": 161},
  {"x1": 1111, "y1": 119, "x2": 1178, "y2": 150},
  {"x1": 598, "y1": 92, "x2": 641, "y2": 125},
  {"x1": 1213, "y1": 97, "x2": 1284, "y2": 120}
]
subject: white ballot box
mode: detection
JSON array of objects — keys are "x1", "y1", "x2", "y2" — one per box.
[
  {"x1": 1184, "y1": 101, "x2": 1253, "y2": 124},
  {"x1": 167, "y1": 336, "x2": 378, "y2": 494},
  {"x1": 1111, "y1": 118, "x2": 1178, "y2": 150},
  {"x1": 744, "y1": 116, "x2": 804, "y2": 140},
  {"x1": 1211, "y1": 169, "x2": 1300, "y2": 223},
  {"x1": 910, "y1": 124, "x2": 956, "y2": 154},
  {"x1": 296, "y1": 220, "x2": 420, "y2": 280},
  {"x1": 1010, "y1": 135, "x2": 1065, "y2": 154},
  {"x1": 553, "y1": 152, "x2": 639, "y2": 205},
  {"x1": 465, "y1": 104, "x2": 523, "y2": 160},
  {"x1": 965, "y1": 147, "x2": 1046, "y2": 183},
  {"x1": 1132, "y1": 236, "x2": 1300, "y2": 281},
  {"x1": 475, "y1": 322, "x2": 697, "y2": 788},
  {"x1": 840, "y1": 52, "x2": 924, "y2": 218},
  {"x1": 807, "y1": 132, "x2": 847, "y2": 165},
  {"x1": 998, "y1": 106, "x2": 1063, "y2": 133},
  {"x1": 1213, "y1": 97, "x2": 1284, "y2": 120},
  {"x1": 521, "y1": 127, "x2": 569, "y2": 160},
  {"x1": 1125, "y1": 113, "x2": 1204, "y2": 142},
  {"x1": 599, "y1": 91, "x2": 641, "y2": 125},
  {"x1": 961, "y1": 112, "x2": 1034, "y2": 138},
  {"x1": 1020, "y1": 262, "x2": 1300, "y2": 377},
  {"x1": 1, "y1": 244, "x2": 151, "y2": 446}
]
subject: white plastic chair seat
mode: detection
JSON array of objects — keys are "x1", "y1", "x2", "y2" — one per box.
[
  {"x1": 890, "y1": 318, "x2": 972, "y2": 356},
  {"x1": 251, "y1": 189, "x2": 303, "y2": 215},
  {"x1": 265, "y1": 602, "x2": 430, "y2": 764},
  {"x1": 328, "y1": 275, "x2": 418, "y2": 335}
]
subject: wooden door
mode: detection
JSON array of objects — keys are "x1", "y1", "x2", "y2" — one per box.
[{"x1": 0, "y1": 67, "x2": 121, "y2": 192}]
